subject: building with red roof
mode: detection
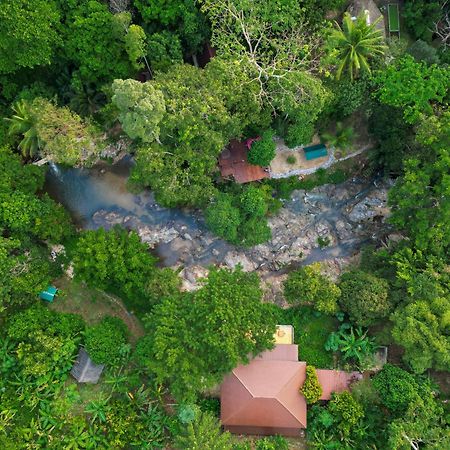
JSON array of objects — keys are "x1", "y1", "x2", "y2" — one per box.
[{"x1": 220, "y1": 327, "x2": 361, "y2": 436}]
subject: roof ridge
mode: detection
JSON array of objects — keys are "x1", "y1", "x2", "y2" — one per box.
[
  {"x1": 276, "y1": 398, "x2": 307, "y2": 429},
  {"x1": 221, "y1": 371, "x2": 254, "y2": 424}
]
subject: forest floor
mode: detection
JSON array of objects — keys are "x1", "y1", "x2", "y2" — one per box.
[{"x1": 51, "y1": 278, "x2": 145, "y2": 343}]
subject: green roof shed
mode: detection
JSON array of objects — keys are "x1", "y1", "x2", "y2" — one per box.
[
  {"x1": 39, "y1": 286, "x2": 58, "y2": 302},
  {"x1": 304, "y1": 144, "x2": 328, "y2": 161}
]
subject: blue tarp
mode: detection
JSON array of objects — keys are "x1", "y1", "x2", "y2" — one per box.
[{"x1": 39, "y1": 286, "x2": 58, "y2": 302}]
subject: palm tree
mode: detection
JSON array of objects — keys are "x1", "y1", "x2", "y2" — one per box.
[
  {"x1": 321, "y1": 122, "x2": 356, "y2": 149},
  {"x1": 329, "y1": 12, "x2": 386, "y2": 80},
  {"x1": 4, "y1": 100, "x2": 42, "y2": 159}
]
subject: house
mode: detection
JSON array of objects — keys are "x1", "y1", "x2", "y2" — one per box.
[
  {"x1": 218, "y1": 139, "x2": 269, "y2": 184},
  {"x1": 220, "y1": 326, "x2": 361, "y2": 436}
]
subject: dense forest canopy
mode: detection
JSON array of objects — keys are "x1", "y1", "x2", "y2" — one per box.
[{"x1": 0, "y1": 0, "x2": 449, "y2": 448}]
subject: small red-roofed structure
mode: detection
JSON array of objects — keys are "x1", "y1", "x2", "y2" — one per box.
[{"x1": 219, "y1": 139, "x2": 269, "y2": 184}]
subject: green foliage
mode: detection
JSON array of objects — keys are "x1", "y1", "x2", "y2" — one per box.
[
  {"x1": 64, "y1": 3, "x2": 135, "y2": 86},
  {"x1": 301, "y1": 365, "x2": 323, "y2": 404},
  {"x1": 138, "y1": 267, "x2": 277, "y2": 399},
  {"x1": 130, "y1": 62, "x2": 254, "y2": 207},
  {"x1": 375, "y1": 55, "x2": 450, "y2": 124},
  {"x1": 6, "y1": 98, "x2": 101, "y2": 165},
  {"x1": 174, "y1": 411, "x2": 232, "y2": 450},
  {"x1": 328, "y1": 391, "x2": 365, "y2": 440},
  {"x1": 321, "y1": 122, "x2": 356, "y2": 150},
  {"x1": 407, "y1": 40, "x2": 440, "y2": 65},
  {"x1": 71, "y1": 226, "x2": 170, "y2": 312},
  {"x1": 402, "y1": 0, "x2": 443, "y2": 42},
  {"x1": 134, "y1": 0, "x2": 208, "y2": 54},
  {"x1": 372, "y1": 364, "x2": 422, "y2": 415},
  {"x1": 111, "y1": 79, "x2": 166, "y2": 143},
  {"x1": 368, "y1": 103, "x2": 415, "y2": 173},
  {"x1": 7, "y1": 304, "x2": 84, "y2": 378},
  {"x1": 327, "y1": 12, "x2": 386, "y2": 80},
  {"x1": 286, "y1": 155, "x2": 296, "y2": 165},
  {"x1": 247, "y1": 131, "x2": 276, "y2": 166},
  {"x1": 326, "y1": 76, "x2": 369, "y2": 118},
  {"x1": 325, "y1": 323, "x2": 378, "y2": 369},
  {"x1": 339, "y1": 270, "x2": 391, "y2": 326},
  {"x1": 147, "y1": 31, "x2": 183, "y2": 72},
  {"x1": 124, "y1": 24, "x2": 147, "y2": 70},
  {"x1": 391, "y1": 297, "x2": 450, "y2": 373},
  {"x1": 84, "y1": 316, "x2": 128, "y2": 365},
  {"x1": 274, "y1": 305, "x2": 337, "y2": 368},
  {"x1": 284, "y1": 263, "x2": 340, "y2": 314},
  {"x1": 388, "y1": 111, "x2": 450, "y2": 256},
  {"x1": 205, "y1": 185, "x2": 272, "y2": 246},
  {"x1": 0, "y1": 1, "x2": 60, "y2": 75},
  {"x1": 255, "y1": 435, "x2": 289, "y2": 450}
]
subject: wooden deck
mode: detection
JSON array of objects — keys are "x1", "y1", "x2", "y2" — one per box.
[{"x1": 219, "y1": 139, "x2": 269, "y2": 184}]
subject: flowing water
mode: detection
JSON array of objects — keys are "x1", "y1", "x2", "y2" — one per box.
[{"x1": 44, "y1": 158, "x2": 388, "y2": 271}]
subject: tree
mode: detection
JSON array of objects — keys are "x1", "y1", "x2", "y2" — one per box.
[
  {"x1": 327, "y1": 12, "x2": 386, "y2": 80},
  {"x1": 64, "y1": 2, "x2": 136, "y2": 86},
  {"x1": 84, "y1": 317, "x2": 128, "y2": 365},
  {"x1": 402, "y1": 0, "x2": 443, "y2": 42},
  {"x1": 205, "y1": 194, "x2": 241, "y2": 243},
  {"x1": 407, "y1": 40, "x2": 440, "y2": 65},
  {"x1": 71, "y1": 226, "x2": 157, "y2": 309},
  {"x1": 147, "y1": 31, "x2": 183, "y2": 72},
  {"x1": 124, "y1": 24, "x2": 148, "y2": 70},
  {"x1": 301, "y1": 365, "x2": 323, "y2": 404},
  {"x1": 372, "y1": 364, "x2": 422, "y2": 415},
  {"x1": 388, "y1": 112, "x2": 450, "y2": 255},
  {"x1": 111, "y1": 79, "x2": 166, "y2": 143},
  {"x1": 138, "y1": 267, "x2": 277, "y2": 399},
  {"x1": 6, "y1": 98, "x2": 101, "y2": 166},
  {"x1": 327, "y1": 391, "x2": 365, "y2": 442},
  {"x1": 205, "y1": 186, "x2": 272, "y2": 246},
  {"x1": 200, "y1": 0, "x2": 322, "y2": 106},
  {"x1": 4, "y1": 100, "x2": 42, "y2": 159},
  {"x1": 134, "y1": 0, "x2": 208, "y2": 54},
  {"x1": 247, "y1": 130, "x2": 276, "y2": 166},
  {"x1": 174, "y1": 411, "x2": 232, "y2": 450},
  {"x1": 0, "y1": 1, "x2": 60, "y2": 74},
  {"x1": 129, "y1": 63, "x2": 247, "y2": 207},
  {"x1": 283, "y1": 263, "x2": 340, "y2": 315},
  {"x1": 375, "y1": 56, "x2": 450, "y2": 124},
  {"x1": 321, "y1": 122, "x2": 356, "y2": 150},
  {"x1": 7, "y1": 304, "x2": 84, "y2": 378},
  {"x1": 339, "y1": 270, "x2": 391, "y2": 326},
  {"x1": 391, "y1": 297, "x2": 450, "y2": 373}
]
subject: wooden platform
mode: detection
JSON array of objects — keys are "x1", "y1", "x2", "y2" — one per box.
[{"x1": 219, "y1": 139, "x2": 269, "y2": 184}]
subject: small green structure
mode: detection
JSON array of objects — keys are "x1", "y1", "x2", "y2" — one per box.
[
  {"x1": 388, "y1": 4, "x2": 400, "y2": 35},
  {"x1": 39, "y1": 285, "x2": 58, "y2": 302},
  {"x1": 304, "y1": 144, "x2": 328, "y2": 161}
]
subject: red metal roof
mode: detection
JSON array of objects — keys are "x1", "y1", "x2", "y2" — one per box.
[
  {"x1": 218, "y1": 139, "x2": 269, "y2": 184},
  {"x1": 220, "y1": 344, "x2": 363, "y2": 435},
  {"x1": 317, "y1": 369, "x2": 363, "y2": 400}
]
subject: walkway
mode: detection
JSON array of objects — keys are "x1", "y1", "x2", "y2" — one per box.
[{"x1": 269, "y1": 140, "x2": 371, "y2": 180}]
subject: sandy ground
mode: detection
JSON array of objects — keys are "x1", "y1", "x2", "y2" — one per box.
[{"x1": 270, "y1": 137, "x2": 330, "y2": 175}]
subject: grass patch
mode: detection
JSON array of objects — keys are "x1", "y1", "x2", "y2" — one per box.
[
  {"x1": 272, "y1": 306, "x2": 338, "y2": 368},
  {"x1": 50, "y1": 278, "x2": 144, "y2": 343}
]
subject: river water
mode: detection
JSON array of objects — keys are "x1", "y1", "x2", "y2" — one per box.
[{"x1": 44, "y1": 158, "x2": 389, "y2": 272}]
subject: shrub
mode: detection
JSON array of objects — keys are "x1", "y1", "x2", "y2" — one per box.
[
  {"x1": 255, "y1": 435, "x2": 289, "y2": 450},
  {"x1": 301, "y1": 365, "x2": 323, "y2": 404},
  {"x1": 372, "y1": 364, "x2": 421, "y2": 415},
  {"x1": 339, "y1": 270, "x2": 390, "y2": 326},
  {"x1": 286, "y1": 155, "x2": 296, "y2": 165},
  {"x1": 284, "y1": 263, "x2": 340, "y2": 315},
  {"x1": 247, "y1": 130, "x2": 276, "y2": 166},
  {"x1": 285, "y1": 120, "x2": 315, "y2": 148},
  {"x1": 84, "y1": 316, "x2": 128, "y2": 364}
]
